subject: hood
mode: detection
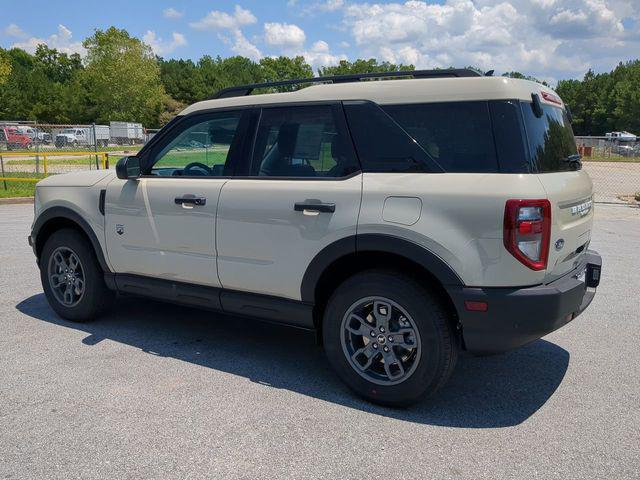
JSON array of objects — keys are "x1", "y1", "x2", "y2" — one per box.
[
  {"x1": 56, "y1": 133, "x2": 76, "y2": 138},
  {"x1": 37, "y1": 170, "x2": 115, "y2": 187}
]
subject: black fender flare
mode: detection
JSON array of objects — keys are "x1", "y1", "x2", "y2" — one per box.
[
  {"x1": 32, "y1": 206, "x2": 111, "y2": 273},
  {"x1": 300, "y1": 233, "x2": 463, "y2": 303}
]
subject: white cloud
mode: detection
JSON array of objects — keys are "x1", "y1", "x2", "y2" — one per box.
[
  {"x1": 9, "y1": 24, "x2": 85, "y2": 55},
  {"x1": 264, "y1": 22, "x2": 306, "y2": 48},
  {"x1": 163, "y1": 7, "x2": 184, "y2": 19},
  {"x1": 143, "y1": 31, "x2": 187, "y2": 55},
  {"x1": 190, "y1": 5, "x2": 257, "y2": 30},
  {"x1": 4, "y1": 23, "x2": 27, "y2": 39},
  {"x1": 229, "y1": 30, "x2": 262, "y2": 60},
  {"x1": 342, "y1": 0, "x2": 639, "y2": 79},
  {"x1": 302, "y1": 0, "x2": 346, "y2": 15},
  {"x1": 299, "y1": 40, "x2": 348, "y2": 71},
  {"x1": 317, "y1": 0, "x2": 345, "y2": 12},
  {"x1": 189, "y1": 4, "x2": 261, "y2": 60}
]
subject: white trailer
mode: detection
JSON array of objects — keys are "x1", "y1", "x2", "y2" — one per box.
[{"x1": 110, "y1": 122, "x2": 145, "y2": 145}]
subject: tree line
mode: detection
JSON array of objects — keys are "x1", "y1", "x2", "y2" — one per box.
[{"x1": 0, "y1": 26, "x2": 638, "y2": 135}]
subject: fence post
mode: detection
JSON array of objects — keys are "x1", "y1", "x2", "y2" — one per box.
[
  {"x1": 1, "y1": 155, "x2": 6, "y2": 191},
  {"x1": 43, "y1": 153, "x2": 48, "y2": 176},
  {"x1": 93, "y1": 123, "x2": 99, "y2": 169},
  {"x1": 35, "y1": 119, "x2": 40, "y2": 174}
]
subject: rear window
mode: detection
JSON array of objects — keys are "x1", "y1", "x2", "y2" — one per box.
[{"x1": 521, "y1": 102, "x2": 579, "y2": 172}]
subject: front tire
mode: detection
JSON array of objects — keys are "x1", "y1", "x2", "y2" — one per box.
[
  {"x1": 40, "y1": 229, "x2": 113, "y2": 322},
  {"x1": 323, "y1": 270, "x2": 458, "y2": 406}
]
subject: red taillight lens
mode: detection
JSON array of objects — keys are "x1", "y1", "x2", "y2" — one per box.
[{"x1": 504, "y1": 199, "x2": 551, "y2": 271}]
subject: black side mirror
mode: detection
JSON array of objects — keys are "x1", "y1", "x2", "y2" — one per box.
[{"x1": 116, "y1": 156, "x2": 141, "y2": 180}]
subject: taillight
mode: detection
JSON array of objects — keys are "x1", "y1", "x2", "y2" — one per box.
[{"x1": 503, "y1": 199, "x2": 551, "y2": 271}]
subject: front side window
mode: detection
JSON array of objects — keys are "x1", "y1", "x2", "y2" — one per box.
[
  {"x1": 251, "y1": 105, "x2": 360, "y2": 178},
  {"x1": 520, "y1": 102, "x2": 579, "y2": 172},
  {"x1": 150, "y1": 112, "x2": 242, "y2": 176}
]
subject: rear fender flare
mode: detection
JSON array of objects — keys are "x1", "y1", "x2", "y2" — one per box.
[{"x1": 300, "y1": 234, "x2": 463, "y2": 303}]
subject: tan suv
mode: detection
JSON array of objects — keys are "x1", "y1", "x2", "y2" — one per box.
[{"x1": 29, "y1": 69, "x2": 602, "y2": 406}]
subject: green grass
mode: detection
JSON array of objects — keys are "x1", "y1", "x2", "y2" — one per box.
[
  {"x1": 583, "y1": 154, "x2": 640, "y2": 163},
  {"x1": 153, "y1": 149, "x2": 229, "y2": 169},
  {"x1": 1, "y1": 144, "x2": 142, "y2": 155},
  {"x1": 0, "y1": 172, "x2": 46, "y2": 198},
  {"x1": 6, "y1": 155, "x2": 105, "y2": 167}
]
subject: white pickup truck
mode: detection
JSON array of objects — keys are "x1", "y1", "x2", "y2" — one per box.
[{"x1": 55, "y1": 126, "x2": 110, "y2": 148}]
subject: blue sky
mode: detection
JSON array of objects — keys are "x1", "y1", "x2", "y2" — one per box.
[{"x1": 2, "y1": 0, "x2": 639, "y2": 83}]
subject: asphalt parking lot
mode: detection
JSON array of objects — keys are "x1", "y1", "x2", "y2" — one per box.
[{"x1": 1, "y1": 203, "x2": 639, "y2": 479}]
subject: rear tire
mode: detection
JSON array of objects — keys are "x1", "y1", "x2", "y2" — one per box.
[
  {"x1": 323, "y1": 270, "x2": 458, "y2": 407},
  {"x1": 40, "y1": 229, "x2": 114, "y2": 322}
]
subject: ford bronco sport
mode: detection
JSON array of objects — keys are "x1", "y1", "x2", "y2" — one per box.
[{"x1": 29, "y1": 69, "x2": 602, "y2": 406}]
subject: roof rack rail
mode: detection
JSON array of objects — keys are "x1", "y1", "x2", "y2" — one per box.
[{"x1": 211, "y1": 68, "x2": 482, "y2": 99}]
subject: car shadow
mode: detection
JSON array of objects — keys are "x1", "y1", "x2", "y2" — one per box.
[{"x1": 16, "y1": 293, "x2": 570, "y2": 428}]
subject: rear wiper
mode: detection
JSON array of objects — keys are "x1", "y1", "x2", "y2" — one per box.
[{"x1": 564, "y1": 153, "x2": 582, "y2": 166}]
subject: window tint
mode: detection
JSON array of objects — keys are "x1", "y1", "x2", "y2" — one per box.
[
  {"x1": 382, "y1": 101, "x2": 499, "y2": 173},
  {"x1": 150, "y1": 112, "x2": 242, "y2": 177},
  {"x1": 344, "y1": 102, "x2": 440, "y2": 173},
  {"x1": 252, "y1": 105, "x2": 359, "y2": 178},
  {"x1": 489, "y1": 100, "x2": 532, "y2": 173},
  {"x1": 520, "y1": 102, "x2": 579, "y2": 172}
]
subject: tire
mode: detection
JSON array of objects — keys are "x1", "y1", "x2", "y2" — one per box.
[
  {"x1": 40, "y1": 229, "x2": 114, "y2": 322},
  {"x1": 323, "y1": 270, "x2": 458, "y2": 407}
]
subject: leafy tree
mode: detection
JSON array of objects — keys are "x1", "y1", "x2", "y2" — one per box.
[
  {"x1": 34, "y1": 45, "x2": 82, "y2": 84},
  {"x1": 159, "y1": 58, "x2": 207, "y2": 104},
  {"x1": 198, "y1": 55, "x2": 262, "y2": 98},
  {"x1": 77, "y1": 27, "x2": 165, "y2": 126},
  {"x1": 0, "y1": 49, "x2": 11, "y2": 86},
  {"x1": 502, "y1": 71, "x2": 549, "y2": 86},
  {"x1": 258, "y1": 56, "x2": 313, "y2": 91},
  {"x1": 318, "y1": 58, "x2": 414, "y2": 76}
]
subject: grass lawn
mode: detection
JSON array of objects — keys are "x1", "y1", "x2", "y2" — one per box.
[
  {"x1": 0, "y1": 172, "x2": 46, "y2": 198},
  {"x1": 1, "y1": 145, "x2": 142, "y2": 155},
  {"x1": 583, "y1": 155, "x2": 640, "y2": 163},
  {"x1": 6, "y1": 155, "x2": 106, "y2": 167}
]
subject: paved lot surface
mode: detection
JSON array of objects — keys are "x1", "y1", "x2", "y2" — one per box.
[{"x1": 1, "y1": 203, "x2": 639, "y2": 479}]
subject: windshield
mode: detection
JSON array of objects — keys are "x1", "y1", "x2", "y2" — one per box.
[
  {"x1": 521, "y1": 102, "x2": 579, "y2": 172},
  {"x1": 62, "y1": 128, "x2": 75, "y2": 134}
]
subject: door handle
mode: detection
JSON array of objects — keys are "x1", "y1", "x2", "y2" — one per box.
[
  {"x1": 175, "y1": 195, "x2": 206, "y2": 206},
  {"x1": 294, "y1": 202, "x2": 335, "y2": 213}
]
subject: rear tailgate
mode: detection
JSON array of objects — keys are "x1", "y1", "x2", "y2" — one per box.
[{"x1": 537, "y1": 170, "x2": 593, "y2": 282}]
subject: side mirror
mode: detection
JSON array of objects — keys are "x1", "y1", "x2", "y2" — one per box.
[{"x1": 116, "y1": 156, "x2": 141, "y2": 180}]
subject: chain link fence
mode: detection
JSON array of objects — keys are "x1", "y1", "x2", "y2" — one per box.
[
  {"x1": 0, "y1": 120, "x2": 150, "y2": 198},
  {"x1": 1, "y1": 122, "x2": 638, "y2": 203},
  {"x1": 576, "y1": 136, "x2": 640, "y2": 203}
]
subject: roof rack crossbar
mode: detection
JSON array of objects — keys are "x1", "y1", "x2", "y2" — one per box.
[{"x1": 211, "y1": 68, "x2": 482, "y2": 99}]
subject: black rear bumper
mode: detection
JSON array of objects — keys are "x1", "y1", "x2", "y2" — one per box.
[{"x1": 447, "y1": 250, "x2": 602, "y2": 354}]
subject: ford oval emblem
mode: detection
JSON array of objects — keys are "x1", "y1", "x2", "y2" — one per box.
[{"x1": 555, "y1": 239, "x2": 565, "y2": 251}]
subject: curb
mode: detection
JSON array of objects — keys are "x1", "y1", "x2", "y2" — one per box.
[{"x1": 0, "y1": 197, "x2": 34, "y2": 205}]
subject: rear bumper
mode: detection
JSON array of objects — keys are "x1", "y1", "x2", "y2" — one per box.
[{"x1": 447, "y1": 250, "x2": 602, "y2": 354}]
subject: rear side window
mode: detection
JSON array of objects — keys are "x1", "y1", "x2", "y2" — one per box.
[
  {"x1": 383, "y1": 101, "x2": 499, "y2": 173},
  {"x1": 520, "y1": 102, "x2": 579, "y2": 172},
  {"x1": 343, "y1": 101, "x2": 442, "y2": 173},
  {"x1": 251, "y1": 105, "x2": 360, "y2": 178}
]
